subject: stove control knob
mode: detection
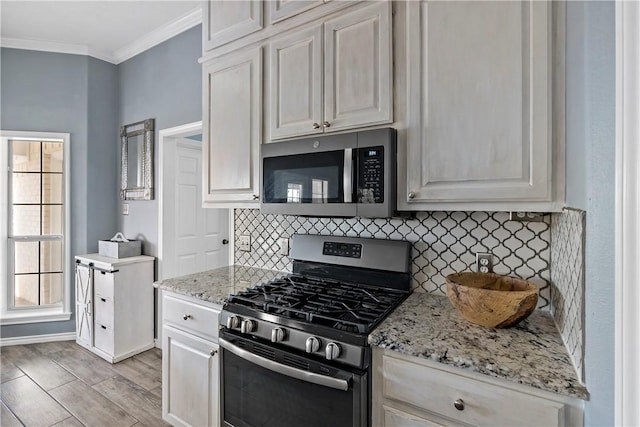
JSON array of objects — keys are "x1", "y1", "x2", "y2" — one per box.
[
  {"x1": 271, "y1": 327, "x2": 286, "y2": 343},
  {"x1": 240, "y1": 319, "x2": 256, "y2": 334},
  {"x1": 325, "y1": 342, "x2": 341, "y2": 361},
  {"x1": 226, "y1": 316, "x2": 240, "y2": 329},
  {"x1": 305, "y1": 337, "x2": 321, "y2": 353}
]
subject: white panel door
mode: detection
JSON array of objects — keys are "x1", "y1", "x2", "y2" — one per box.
[
  {"x1": 204, "y1": 0, "x2": 263, "y2": 50},
  {"x1": 163, "y1": 325, "x2": 219, "y2": 427},
  {"x1": 269, "y1": 0, "x2": 324, "y2": 24},
  {"x1": 75, "y1": 263, "x2": 92, "y2": 348},
  {"x1": 324, "y1": 1, "x2": 393, "y2": 132},
  {"x1": 269, "y1": 24, "x2": 323, "y2": 140},
  {"x1": 171, "y1": 139, "x2": 229, "y2": 278},
  {"x1": 405, "y1": 1, "x2": 552, "y2": 203},
  {"x1": 203, "y1": 47, "x2": 262, "y2": 205}
]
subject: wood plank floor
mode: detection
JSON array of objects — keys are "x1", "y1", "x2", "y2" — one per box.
[{"x1": 0, "y1": 341, "x2": 167, "y2": 427}]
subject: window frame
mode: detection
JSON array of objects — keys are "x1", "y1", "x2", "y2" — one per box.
[{"x1": 0, "y1": 130, "x2": 71, "y2": 325}]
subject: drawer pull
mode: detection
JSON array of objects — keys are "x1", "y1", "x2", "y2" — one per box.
[
  {"x1": 100, "y1": 298, "x2": 106, "y2": 302},
  {"x1": 453, "y1": 399, "x2": 465, "y2": 411},
  {"x1": 210, "y1": 349, "x2": 218, "y2": 357},
  {"x1": 183, "y1": 314, "x2": 192, "y2": 320},
  {"x1": 100, "y1": 325, "x2": 107, "y2": 330}
]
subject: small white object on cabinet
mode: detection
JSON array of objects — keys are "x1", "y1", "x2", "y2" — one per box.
[
  {"x1": 162, "y1": 291, "x2": 221, "y2": 427},
  {"x1": 74, "y1": 254, "x2": 155, "y2": 363}
]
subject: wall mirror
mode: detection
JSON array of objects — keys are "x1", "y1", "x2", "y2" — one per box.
[{"x1": 121, "y1": 118, "x2": 154, "y2": 200}]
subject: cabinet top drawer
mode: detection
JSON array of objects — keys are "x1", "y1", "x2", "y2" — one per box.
[
  {"x1": 163, "y1": 293, "x2": 220, "y2": 341},
  {"x1": 382, "y1": 354, "x2": 566, "y2": 427}
]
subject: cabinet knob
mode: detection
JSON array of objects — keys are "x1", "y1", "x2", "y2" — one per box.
[
  {"x1": 312, "y1": 123, "x2": 320, "y2": 129},
  {"x1": 408, "y1": 192, "x2": 416, "y2": 199},
  {"x1": 183, "y1": 314, "x2": 192, "y2": 320},
  {"x1": 222, "y1": 239, "x2": 229, "y2": 245},
  {"x1": 323, "y1": 121, "x2": 331, "y2": 128},
  {"x1": 252, "y1": 194, "x2": 260, "y2": 200},
  {"x1": 210, "y1": 349, "x2": 218, "y2": 357},
  {"x1": 453, "y1": 399, "x2": 465, "y2": 411}
]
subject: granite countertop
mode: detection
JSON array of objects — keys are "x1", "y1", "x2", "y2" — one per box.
[
  {"x1": 155, "y1": 265, "x2": 285, "y2": 305},
  {"x1": 369, "y1": 292, "x2": 588, "y2": 400}
]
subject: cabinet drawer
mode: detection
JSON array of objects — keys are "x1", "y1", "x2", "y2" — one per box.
[
  {"x1": 94, "y1": 271, "x2": 114, "y2": 299},
  {"x1": 94, "y1": 295, "x2": 114, "y2": 328},
  {"x1": 163, "y1": 294, "x2": 220, "y2": 341},
  {"x1": 382, "y1": 355, "x2": 565, "y2": 427},
  {"x1": 94, "y1": 322, "x2": 114, "y2": 355},
  {"x1": 383, "y1": 405, "x2": 448, "y2": 427}
]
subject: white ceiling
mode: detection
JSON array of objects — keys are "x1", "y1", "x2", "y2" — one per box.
[{"x1": 0, "y1": 1, "x2": 202, "y2": 64}]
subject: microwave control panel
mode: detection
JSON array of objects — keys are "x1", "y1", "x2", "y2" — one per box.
[{"x1": 358, "y1": 146, "x2": 384, "y2": 203}]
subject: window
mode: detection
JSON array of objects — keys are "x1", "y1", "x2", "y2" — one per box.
[{"x1": 1, "y1": 131, "x2": 71, "y2": 325}]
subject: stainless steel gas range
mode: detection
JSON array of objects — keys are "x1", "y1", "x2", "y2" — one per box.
[{"x1": 219, "y1": 234, "x2": 412, "y2": 427}]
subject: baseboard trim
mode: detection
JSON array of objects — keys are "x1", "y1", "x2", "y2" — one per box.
[{"x1": 0, "y1": 332, "x2": 76, "y2": 347}]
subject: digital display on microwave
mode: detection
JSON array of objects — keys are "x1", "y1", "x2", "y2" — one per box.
[{"x1": 365, "y1": 150, "x2": 379, "y2": 157}]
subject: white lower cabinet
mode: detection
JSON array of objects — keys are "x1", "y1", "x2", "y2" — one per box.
[
  {"x1": 373, "y1": 348, "x2": 583, "y2": 427},
  {"x1": 74, "y1": 254, "x2": 155, "y2": 363},
  {"x1": 162, "y1": 291, "x2": 221, "y2": 427}
]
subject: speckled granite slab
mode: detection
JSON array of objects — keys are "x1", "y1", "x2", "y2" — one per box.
[
  {"x1": 369, "y1": 292, "x2": 588, "y2": 400},
  {"x1": 155, "y1": 265, "x2": 285, "y2": 305}
]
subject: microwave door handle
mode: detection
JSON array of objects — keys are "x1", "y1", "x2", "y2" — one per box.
[
  {"x1": 343, "y1": 148, "x2": 353, "y2": 203},
  {"x1": 219, "y1": 338, "x2": 351, "y2": 391}
]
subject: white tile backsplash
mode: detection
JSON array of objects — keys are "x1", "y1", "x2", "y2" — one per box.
[{"x1": 234, "y1": 209, "x2": 551, "y2": 309}]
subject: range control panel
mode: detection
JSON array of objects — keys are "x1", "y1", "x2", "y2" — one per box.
[{"x1": 322, "y1": 242, "x2": 362, "y2": 258}]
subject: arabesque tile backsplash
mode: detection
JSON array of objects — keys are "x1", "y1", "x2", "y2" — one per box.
[{"x1": 234, "y1": 209, "x2": 552, "y2": 309}]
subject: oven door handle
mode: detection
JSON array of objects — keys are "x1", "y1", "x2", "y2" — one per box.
[{"x1": 219, "y1": 338, "x2": 351, "y2": 391}]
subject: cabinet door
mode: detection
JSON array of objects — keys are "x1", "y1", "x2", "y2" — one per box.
[
  {"x1": 406, "y1": 1, "x2": 552, "y2": 203},
  {"x1": 269, "y1": 25, "x2": 323, "y2": 140},
  {"x1": 163, "y1": 325, "x2": 220, "y2": 427},
  {"x1": 75, "y1": 264, "x2": 93, "y2": 348},
  {"x1": 203, "y1": 47, "x2": 262, "y2": 205},
  {"x1": 383, "y1": 406, "x2": 448, "y2": 427},
  {"x1": 269, "y1": 0, "x2": 324, "y2": 24},
  {"x1": 324, "y1": 1, "x2": 392, "y2": 132},
  {"x1": 204, "y1": 0, "x2": 263, "y2": 50}
]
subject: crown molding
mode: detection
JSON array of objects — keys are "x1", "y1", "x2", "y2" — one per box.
[
  {"x1": 0, "y1": 37, "x2": 117, "y2": 63},
  {"x1": 0, "y1": 6, "x2": 202, "y2": 65},
  {"x1": 112, "y1": 6, "x2": 202, "y2": 64}
]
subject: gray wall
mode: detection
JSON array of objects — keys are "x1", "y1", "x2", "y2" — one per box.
[
  {"x1": 0, "y1": 48, "x2": 119, "y2": 338},
  {"x1": 118, "y1": 25, "x2": 202, "y2": 257},
  {"x1": 565, "y1": 2, "x2": 616, "y2": 425}
]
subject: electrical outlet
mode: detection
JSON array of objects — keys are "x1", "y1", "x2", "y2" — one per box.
[
  {"x1": 476, "y1": 253, "x2": 493, "y2": 273},
  {"x1": 509, "y1": 212, "x2": 545, "y2": 222},
  {"x1": 239, "y1": 235, "x2": 251, "y2": 252},
  {"x1": 279, "y1": 237, "x2": 289, "y2": 256},
  {"x1": 122, "y1": 203, "x2": 129, "y2": 215}
]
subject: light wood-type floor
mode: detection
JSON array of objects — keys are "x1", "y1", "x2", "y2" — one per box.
[{"x1": 0, "y1": 341, "x2": 168, "y2": 427}]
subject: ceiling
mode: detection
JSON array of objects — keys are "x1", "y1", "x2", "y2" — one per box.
[{"x1": 0, "y1": 1, "x2": 202, "y2": 64}]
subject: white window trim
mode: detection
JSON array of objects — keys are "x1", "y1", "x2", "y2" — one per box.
[{"x1": 0, "y1": 130, "x2": 71, "y2": 325}]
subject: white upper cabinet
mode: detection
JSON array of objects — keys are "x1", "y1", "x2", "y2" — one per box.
[
  {"x1": 403, "y1": 1, "x2": 564, "y2": 210},
  {"x1": 203, "y1": 47, "x2": 262, "y2": 206},
  {"x1": 204, "y1": 0, "x2": 263, "y2": 51},
  {"x1": 324, "y1": 2, "x2": 392, "y2": 132},
  {"x1": 268, "y1": 1, "x2": 392, "y2": 140},
  {"x1": 269, "y1": 0, "x2": 325, "y2": 24},
  {"x1": 269, "y1": 25, "x2": 323, "y2": 139}
]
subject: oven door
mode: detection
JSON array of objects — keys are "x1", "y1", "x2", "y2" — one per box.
[
  {"x1": 219, "y1": 332, "x2": 368, "y2": 427},
  {"x1": 260, "y1": 132, "x2": 357, "y2": 217}
]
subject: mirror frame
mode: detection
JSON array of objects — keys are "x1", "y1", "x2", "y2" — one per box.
[{"x1": 120, "y1": 118, "x2": 154, "y2": 200}]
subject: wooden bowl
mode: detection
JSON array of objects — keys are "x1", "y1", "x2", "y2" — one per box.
[{"x1": 446, "y1": 272, "x2": 539, "y2": 328}]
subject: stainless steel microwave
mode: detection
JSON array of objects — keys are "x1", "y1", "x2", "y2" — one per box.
[{"x1": 260, "y1": 128, "x2": 396, "y2": 218}]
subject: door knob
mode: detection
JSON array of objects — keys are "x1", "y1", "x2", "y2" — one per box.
[
  {"x1": 453, "y1": 399, "x2": 465, "y2": 411},
  {"x1": 323, "y1": 121, "x2": 331, "y2": 128},
  {"x1": 222, "y1": 239, "x2": 229, "y2": 245},
  {"x1": 312, "y1": 123, "x2": 320, "y2": 129},
  {"x1": 408, "y1": 192, "x2": 416, "y2": 199}
]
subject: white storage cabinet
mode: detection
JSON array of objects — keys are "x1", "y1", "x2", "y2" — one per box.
[
  {"x1": 74, "y1": 254, "x2": 155, "y2": 363},
  {"x1": 372, "y1": 348, "x2": 583, "y2": 427},
  {"x1": 162, "y1": 291, "x2": 221, "y2": 427}
]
